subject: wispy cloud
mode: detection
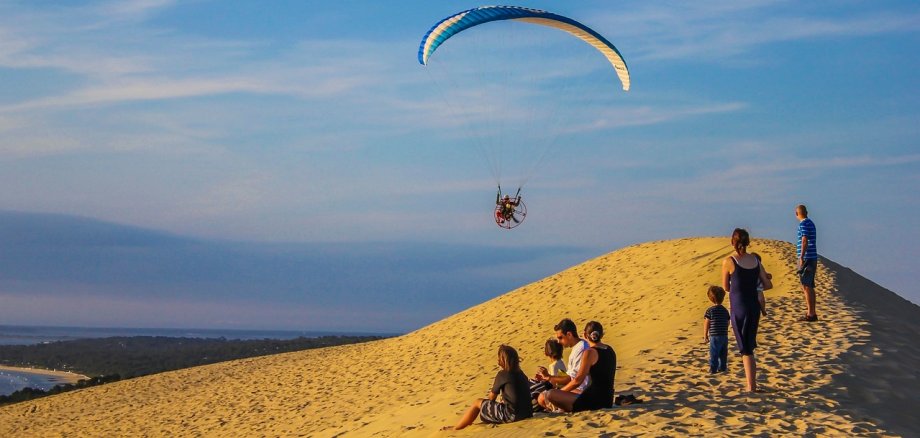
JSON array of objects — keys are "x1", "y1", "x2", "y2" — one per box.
[
  {"x1": 568, "y1": 102, "x2": 747, "y2": 132},
  {"x1": 721, "y1": 153, "x2": 920, "y2": 179},
  {"x1": 590, "y1": 1, "x2": 920, "y2": 62},
  {"x1": 631, "y1": 152, "x2": 920, "y2": 204},
  {"x1": 95, "y1": 0, "x2": 177, "y2": 22},
  {"x1": 0, "y1": 48, "x2": 385, "y2": 113}
]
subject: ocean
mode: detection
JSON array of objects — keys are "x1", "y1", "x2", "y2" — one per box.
[
  {"x1": 0, "y1": 325, "x2": 389, "y2": 346},
  {"x1": 0, "y1": 368, "x2": 76, "y2": 397},
  {"x1": 0, "y1": 325, "x2": 394, "y2": 397}
]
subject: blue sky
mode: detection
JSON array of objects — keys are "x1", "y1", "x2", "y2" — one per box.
[{"x1": 0, "y1": 1, "x2": 917, "y2": 332}]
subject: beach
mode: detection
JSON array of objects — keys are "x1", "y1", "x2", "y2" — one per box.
[
  {"x1": 0, "y1": 237, "x2": 917, "y2": 436},
  {"x1": 0, "y1": 365, "x2": 87, "y2": 381},
  {"x1": 0, "y1": 365, "x2": 88, "y2": 396}
]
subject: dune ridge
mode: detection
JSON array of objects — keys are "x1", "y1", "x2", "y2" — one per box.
[{"x1": 0, "y1": 237, "x2": 917, "y2": 437}]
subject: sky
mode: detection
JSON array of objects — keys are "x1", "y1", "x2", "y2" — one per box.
[{"x1": 0, "y1": 1, "x2": 917, "y2": 333}]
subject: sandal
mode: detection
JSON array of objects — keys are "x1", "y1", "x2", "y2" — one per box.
[
  {"x1": 615, "y1": 394, "x2": 644, "y2": 405},
  {"x1": 624, "y1": 395, "x2": 643, "y2": 405}
]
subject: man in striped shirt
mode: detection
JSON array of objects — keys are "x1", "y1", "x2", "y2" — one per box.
[{"x1": 796, "y1": 204, "x2": 819, "y2": 322}]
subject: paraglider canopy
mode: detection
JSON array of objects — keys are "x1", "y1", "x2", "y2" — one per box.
[{"x1": 418, "y1": 5, "x2": 630, "y2": 91}]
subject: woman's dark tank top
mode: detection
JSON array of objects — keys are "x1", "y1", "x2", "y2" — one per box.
[
  {"x1": 573, "y1": 345, "x2": 616, "y2": 411},
  {"x1": 730, "y1": 256, "x2": 761, "y2": 311}
]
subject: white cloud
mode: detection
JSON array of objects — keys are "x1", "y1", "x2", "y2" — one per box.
[
  {"x1": 632, "y1": 152, "x2": 920, "y2": 204},
  {"x1": 568, "y1": 102, "x2": 748, "y2": 132},
  {"x1": 721, "y1": 153, "x2": 920, "y2": 178},
  {"x1": 589, "y1": 1, "x2": 920, "y2": 62},
  {"x1": 96, "y1": 0, "x2": 177, "y2": 22}
]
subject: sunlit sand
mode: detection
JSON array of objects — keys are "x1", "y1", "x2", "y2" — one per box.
[{"x1": 1, "y1": 237, "x2": 916, "y2": 437}]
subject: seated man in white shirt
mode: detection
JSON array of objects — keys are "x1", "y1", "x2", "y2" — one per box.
[{"x1": 535, "y1": 318, "x2": 590, "y2": 410}]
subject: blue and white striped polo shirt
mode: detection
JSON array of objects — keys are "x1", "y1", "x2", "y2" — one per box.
[{"x1": 797, "y1": 218, "x2": 818, "y2": 260}]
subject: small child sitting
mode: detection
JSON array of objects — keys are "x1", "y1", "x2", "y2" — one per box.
[
  {"x1": 704, "y1": 285, "x2": 730, "y2": 373},
  {"x1": 540, "y1": 338, "x2": 566, "y2": 383},
  {"x1": 529, "y1": 339, "x2": 567, "y2": 410}
]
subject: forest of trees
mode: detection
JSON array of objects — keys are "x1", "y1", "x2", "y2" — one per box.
[{"x1": 0, "y1": 335, "x2": 385, "y2": 406}]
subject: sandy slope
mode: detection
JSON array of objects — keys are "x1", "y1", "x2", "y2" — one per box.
[{"x1": 0, "y1": 237, "x2": 917, "y2": 437}]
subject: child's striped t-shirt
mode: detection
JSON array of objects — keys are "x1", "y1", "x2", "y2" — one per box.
[{"x1": 705, "y1": 304, "x2": 730, "y2": 336}]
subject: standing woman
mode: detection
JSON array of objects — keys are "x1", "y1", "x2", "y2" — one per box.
[
  {"x1": 543, "y1": 321, "x2": 616, "y2": 412},
  {"x1": 722, "y1": 228, "x2": 773, "y2": 392}
]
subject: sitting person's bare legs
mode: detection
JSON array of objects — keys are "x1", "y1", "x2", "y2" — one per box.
[
  {"x1": 451, "y1": 399, "x2": 484, "y2": 430},
  {"x1": 544, "y1": 389, "x2": 579, "y2": 413}
]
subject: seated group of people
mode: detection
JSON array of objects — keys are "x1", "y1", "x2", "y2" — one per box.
[{"x1": 450, "y1": 319, "x2": 617, "y2": 430}]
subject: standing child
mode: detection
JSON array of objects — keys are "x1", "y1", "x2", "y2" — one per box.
[
  {"x1": 704, "y1": 286, "x2": 731, "y2": 373},
  {"x1": 450, "y1": 345, "x2": 533, "y2": 430}
]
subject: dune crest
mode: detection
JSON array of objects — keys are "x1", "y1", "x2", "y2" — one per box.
[{"x1": 1, "y1": 237, "x2": 917, "y2": 437}]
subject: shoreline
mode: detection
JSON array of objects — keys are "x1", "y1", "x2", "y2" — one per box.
[{"x1": 0, "y1": 365, "x2": 88, "y2": 384}]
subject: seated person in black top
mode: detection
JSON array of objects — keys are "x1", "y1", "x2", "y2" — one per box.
[
  {"x1": 450, "y1": 344, "x2": 534, "y2": 430},
  {"x1": 543, "y1": 321, "x2": 617, "y2": 412}
]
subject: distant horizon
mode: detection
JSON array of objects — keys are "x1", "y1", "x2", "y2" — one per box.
[
  {"x1": 0, "y1": 210, "x2": 595, "y2": 333},
  {"x1": 1, "y1": 210, "x2": 917, "y2": 333},
  {"x1": 0, "y1": 323, "x2": 400, "y2": 336}
]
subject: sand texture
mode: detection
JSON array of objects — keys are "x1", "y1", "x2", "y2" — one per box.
[{"x1": 0, "y1": 237, "x2": 917, "y2": 437}]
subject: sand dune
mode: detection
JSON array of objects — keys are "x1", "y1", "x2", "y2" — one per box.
[{"x1": 1, "y1": 237, "x2": 917, "y2": 437}]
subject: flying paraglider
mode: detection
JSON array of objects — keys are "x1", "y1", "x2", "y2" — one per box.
[
  {"x1": 418, "y1": 6, "x2": 630, "y2": 229},
  {"x1": 495, "y1": 186, "x2": 525, "y2": 229}
]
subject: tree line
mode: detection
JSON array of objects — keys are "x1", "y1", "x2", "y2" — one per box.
[{"x1": 0, "y1": 335, "x2": 385, "y2": 406}]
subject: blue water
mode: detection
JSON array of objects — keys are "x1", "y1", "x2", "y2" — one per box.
[
  {"x1": 0, "y1": 325, "x2": 391, "y2": 346},
  {"x1": 0, "y1": 368, "x2": 76, "y2": 397}
]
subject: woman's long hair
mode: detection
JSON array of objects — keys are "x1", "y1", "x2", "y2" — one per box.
[
  {"x1": 497, "y1": 345, "x2": 522, "y2": 372},
  {"x1": 731, "y1": 228, "x2": 751, "y2": 254}
]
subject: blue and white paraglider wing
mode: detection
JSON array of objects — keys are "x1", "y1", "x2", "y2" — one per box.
[{"x1": 418, "y1": 5, "x2": 630, "y2": 91}]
